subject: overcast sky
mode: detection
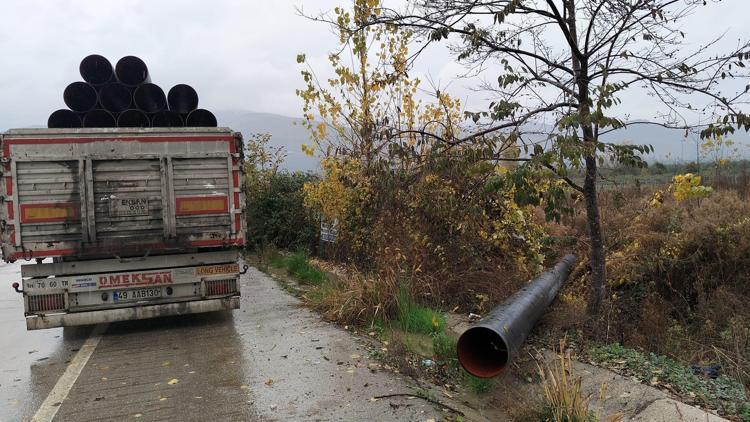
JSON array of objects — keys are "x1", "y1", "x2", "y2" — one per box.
[{"x1": 0, "y1": 0, "x2": 748, "y2": 133}]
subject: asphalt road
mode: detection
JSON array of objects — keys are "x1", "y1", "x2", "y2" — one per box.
[{"x1": 0, "y1": 262, "x2": 445, "y2": 422}]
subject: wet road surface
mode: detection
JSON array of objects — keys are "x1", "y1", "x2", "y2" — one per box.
[{"x1": 1, "y1": 262, "x2": 445, "y2": 421}]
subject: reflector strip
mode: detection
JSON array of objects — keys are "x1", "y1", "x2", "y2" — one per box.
[
  {"x1": 28, "y1": 293, "x2": 66, "y2": 313},
  {"x1": 20, "y1": 203, "x2": 80, "y2": 223},
  {"x1": 175, "y1": 195, "x2": 228, "y2": 216},
  {"x1": 205, "y1": 278, "x2": 237, "y2": 296}
]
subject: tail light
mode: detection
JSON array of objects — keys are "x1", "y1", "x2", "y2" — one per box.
[
  {"x1": 205, "y1": 278, "x2": 237, "y2": 296},
  {"x1": 27, "y1": 293, "x2": 66, "y2": 313}
]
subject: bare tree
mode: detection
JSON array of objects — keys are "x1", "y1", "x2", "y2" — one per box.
[{"x1": 347, "y1": 0, "x2": 750, "y2": 321}]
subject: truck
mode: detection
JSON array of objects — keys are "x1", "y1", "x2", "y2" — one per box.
[{"x1": 0, "y1": 127, "x2": 246, "y2": 330}]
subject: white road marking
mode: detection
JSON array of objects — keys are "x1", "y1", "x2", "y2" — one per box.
[{"x1": 32, "y1": 324, "x2": 108, "y2": 422}]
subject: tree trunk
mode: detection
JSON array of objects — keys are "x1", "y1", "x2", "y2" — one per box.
[
  {"x1": 583, "y1": 154, "x2": 606, "y2": 319},
  {"x1": 564, "y1": 0, "x2": 607, "y2": 319}
]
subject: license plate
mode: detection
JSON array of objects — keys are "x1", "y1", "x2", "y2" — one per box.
[
  {"x1": 109, "y1": 198, "x2": 149, "y2": 217},
  {"x1": 113, "y1": 288, "x2": 161, "y2": 302}
]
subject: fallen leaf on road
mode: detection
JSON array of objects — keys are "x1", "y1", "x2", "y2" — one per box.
[
  {"x1": 161, "y1": 361, "x2": 171, "y2": 367},
  {"x1": 188, "y1": 371, "x2": 196, "y2": 374},
  {"x1": 101, "y1": 377, "x2": 108, "y2": 381},
  {"x1": 167, "y1": 379, "x2": 179, "y2": 385},
  {"x1": 350, "y1": 354, "x2": 361, "y2": 360},
  {"x1": 241, "y1": 384, "x2": 250, "y2": 389},
  {"x1": 194, "y1": 396, "x2": 203, "y2": 399},
  {"x1": 264, "y1": 379, "x2": 274, "y2": 386},
  {"x1": 133, "y1": 413, "x2": 142, "y2": 418},
  {"x1": 369, "y1": 397, "x2": 379, "y2": 402},
  {"x1": 159, "y1": 397, "x2": 167, "y2": 402}
]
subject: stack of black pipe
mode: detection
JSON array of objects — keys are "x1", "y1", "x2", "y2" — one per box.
[{"x1": 48, "y1": 55, "x2": 217, "y2": 129}]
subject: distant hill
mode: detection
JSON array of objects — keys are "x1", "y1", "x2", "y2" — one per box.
[
  {"x1": 216, "y1": 110, "x2": 319, "y2": 172},
  {"x1": 217, "y1": 110, "x2": 750, "y2": 169},
  {"x1": 600, "y1": 124, "x2": 750, "y2": 164}
]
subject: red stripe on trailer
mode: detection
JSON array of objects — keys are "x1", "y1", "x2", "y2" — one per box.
[
  {"x1": 234, "y1": 192, "x2": 240, "y2": 209},
  {"x1": 3, "y1": 135, "x2": 235, "y2": 156},
  {"x1": 7, "y1": 239, "x2": 245, "y2": 260},
  {"x1": 5, "y1": 177, "x2": 12, "y2": 196},
  {"x1": 7, "y1": 202, "x2": 13, "y2": 220}
]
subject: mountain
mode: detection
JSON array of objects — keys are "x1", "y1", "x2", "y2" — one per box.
[
  {"x1": 216, "y1": 110, "x2": 319, "y2": 172},
  {"x1": 600, "y1": 124, "x2": 750, "y2": 164},
  {"x1": 217, "y1": 110, "x2": 750, "y2": 169}
]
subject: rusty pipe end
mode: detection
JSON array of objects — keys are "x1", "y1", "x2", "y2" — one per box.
[{"x1": 457, "y1": 326, "x2": 509, "y2": 378}]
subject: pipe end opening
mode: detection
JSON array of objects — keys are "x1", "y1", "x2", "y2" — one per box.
[{"x1": 457, "y1": 326, "x2": 509, "y2": 378}]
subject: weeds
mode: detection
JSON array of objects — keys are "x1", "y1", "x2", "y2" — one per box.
[
  {"x1": 465, "y1": 374, "x2": 493, "y2": 394},
  {"x1": 539, "y1": 341, "x2": 595, "y2": 422},
  {"x1": 396, "y1": 283, "x2": 445, "y2": 335},
  {"x1": 589, "y1": 343, "x2": 749, "y2": 418},
  {"x1": 432, "y1": 332, "x2": 458, "y2": 363},
  {"x1": 269, "y1": 251, "x2": 326, "y2": 285}
]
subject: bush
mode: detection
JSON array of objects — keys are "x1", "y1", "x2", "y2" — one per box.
[{"x1": 246, "y1": 171, "x2": 320, "y2": 252}]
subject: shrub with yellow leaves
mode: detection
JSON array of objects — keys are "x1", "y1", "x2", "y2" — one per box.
[{"x1": 670, "y1": 173, "x2": 712, "y2": 201}]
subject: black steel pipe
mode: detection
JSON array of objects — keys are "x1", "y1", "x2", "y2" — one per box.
[
  {"x1": 457, "y1": 254, "x2": 577, "y2": 378},
  {"x1": 48, "y1": 109, "x2": 82, "y2": 128},
  {"x1": 133, "y1": 83, "x2": 167, "y2": 113},
  {"x1": 79, "y1": 54, "x2": 114, "y2": 86},
  {"x1": 117, "y1": 109, "x2": 151, "y2": 128},
  {"x1": 83, "y1": 109, "x2": 116, "y2": 128},
  {"x1": 167, "y1": 84, "x2": 198, "y2": 114},
  {"x1": 63, "y1": 82, "x2": 98, "y2": 113},
  {"x1": 185, "y1": 109, "x2": 217, "y2": 127},
  {"x1": 151, "y1": 110, "x2": 184, "y2": 127},
  {"x1": 115, "y1": 56, "x2": 150, "y2": 86},
  {"x1": 99, "y1": 83, "x2": 132, "y2": 113}
]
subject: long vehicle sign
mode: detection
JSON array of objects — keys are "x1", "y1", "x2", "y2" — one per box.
[{"x1": 22, "y1": 263, "x2": 240, "y2": 293}]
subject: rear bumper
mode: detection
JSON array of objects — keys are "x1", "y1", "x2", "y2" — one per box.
[{"x1": 25, "y1": 296, "x2": 240, "y2": 330}]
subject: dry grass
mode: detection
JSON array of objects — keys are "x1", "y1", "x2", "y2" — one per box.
[{"x1": 538, "y1": 340, "x2": 594, "y2": 422}]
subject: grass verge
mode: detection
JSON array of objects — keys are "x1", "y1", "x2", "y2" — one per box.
[
  {"x1": 269, "y1": 251, "x2": 326, "y2": 285},
  {"x1": 589, "y1": 343, "x2": 749, "y2": 419}
]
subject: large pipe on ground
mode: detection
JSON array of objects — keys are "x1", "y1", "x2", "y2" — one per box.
[
  {"x1": 63, "y1": 82, "x2": 98, "y2": 113},
  {"x1": 457, "y1": 254, "x2": 577, "y2": 378},
  {"x1": 151, "y1": 110, "x2": 184, "y2": 127},
  {"x1": 83, "y1": 109, "x2": 116, "y2": 128},
  {"x1": 167, "y1": 84, "x2": 198, "y2": 114},
  {"x1": 117, "y1": 109, "x2": 151, "y2": 128},
  {"x1": 48, "y1": 109, "x2": 82, "y2": 128},
  {"x1": 185, "y1": 109, "x2": 217, "y2": 127},
  {"x1": 133, "y1": 83, "x2": 167, "y2": 113},
  {"x1": 99, "y1": 83, "x2": 132, "y2": 113},
  {"x1": 79, "y1": 54, "x2": 114, "y2": 86},
  {"x1": 115, "y1": 56, "x2": 150, "y2": 86}
]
